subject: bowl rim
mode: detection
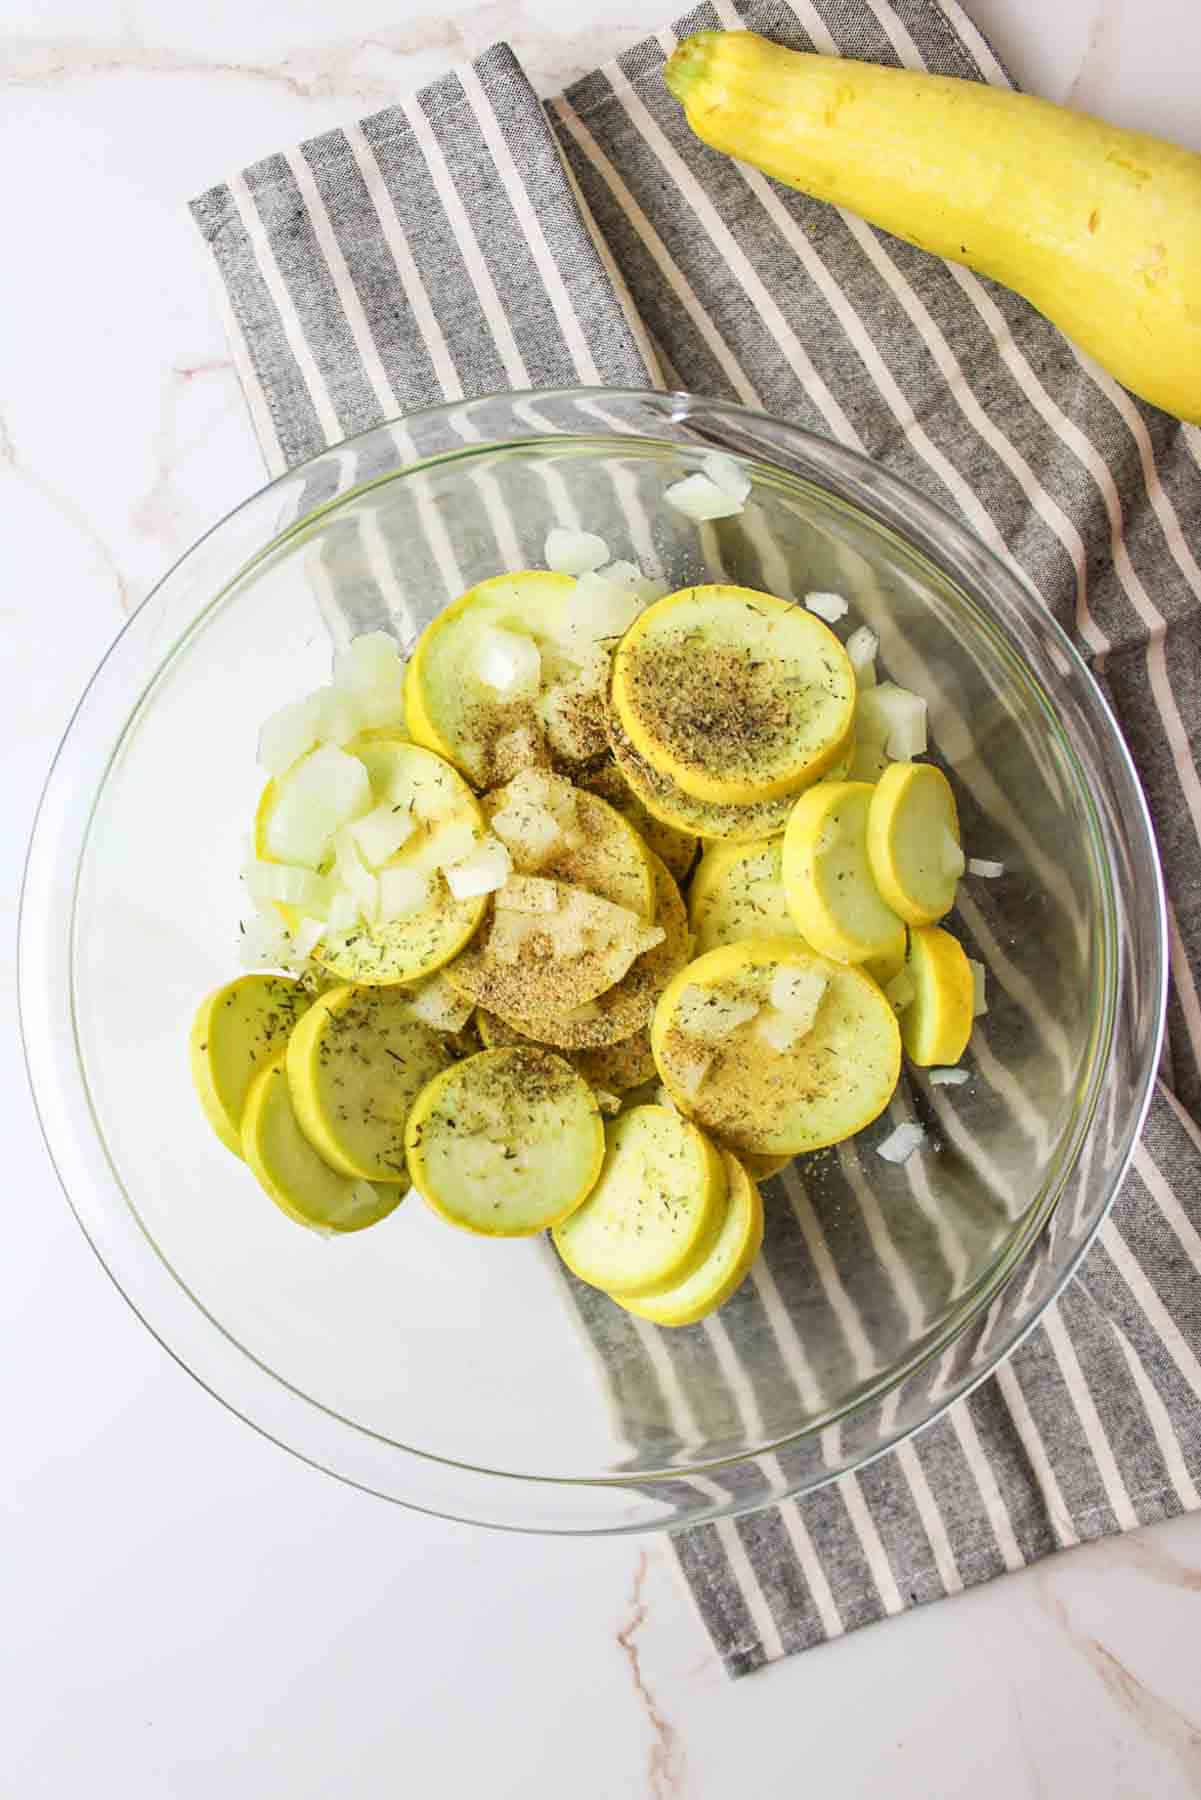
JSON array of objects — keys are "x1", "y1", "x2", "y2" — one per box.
[{"x1": 18, "y1": 385, "x2": 1168, "y2": 1533}]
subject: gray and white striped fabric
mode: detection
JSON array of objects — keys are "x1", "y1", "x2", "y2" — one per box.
[{"x1": 192, "y1": 0, "x2": 1201, "y2": 1676}]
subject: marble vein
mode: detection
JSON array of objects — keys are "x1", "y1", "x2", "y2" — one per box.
[{"x1": 616, "y1": 1552, "x2": 685, "y2": 1800}]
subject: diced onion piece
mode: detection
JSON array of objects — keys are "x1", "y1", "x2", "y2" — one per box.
[
  {"x1": 969, "y1": 958, "x2": 988, "y2": 1017},
  {"x1": 265, "y1": 746, "x2": 372, "y2": 869},
  {"x1": 675, "y1": 984, "x2": 760, "y2": 1042},
  {"x1": 545, "y1": 527, "x2": 609, "y2": 575},
  {"x1": 929, "y1": 1066, "x2": 970, "y2": 1087},
  {"x1": 594, "y1": 1088, "x2": 622, "y2": 1116},
  {"x1": 377, "y1": 865, "x2": 430, "y2": 923},
  {"x1": 490, "y1": 800, "x2": 565, "y2": 870},
  {"x1": 476, "y1": 626, "x2": 542, "y2": 698},
  {"x1": 664, "y1": 471, "x2": 744, "y2": 522},
  {"x1": 885, "y1": 970, "x2": 916, "y2": 1013},
  {"x1": 258, "y1": 694, "x2": 321, "y2": 776},
  {"x1": 349, "y1": 800, "x2": 415, "y2": 869},
  {"x1": 968, "y1": 858, "x2": 1005, "y2": 879},
  {"x1": 701, "y1": 451, "x2": 752, "y2": 505},
  {"x1": 243, "y1": 860, "x2": 333, "y2": 915},
  {"x1": 444, "y1": 836, "x2": 513, "y2": 900},
  {"x1": 513, "y1": 771, "x2": 581, "y2": 834},
  {"x1": 559, "y1": 571, "x2": 646, "y2": 657},
  {"x1": 941, "y1": 828, "x2": 967, "y2": 881},
  {"x1": 876, "y1": 1121, "x2": 926, "y2": 1164},
  {"x1": 309, "y1": 685, "x2": 365, "y2": 747},
  {"x1": 491, "y1": 722, "x2": 546, "y2": 779},
  {"x1": 863, "y1": 682, "x2": 928, "y2": 760},
  {"x1": 804, "y1": 590, "x2": 849, "y2": 624},
  {"x1": 291, "y1": 916, "x2": 327, "y2": 960},
  {"x1": 405, "y1": 814, "x2": 480, "y2": 874},
  {"x1": 333, "y1": 830, "x2": 381, "y2": 924},
  {"x1": 756, "y1": 1008, "x2": 800, "y2": 1053},
  {"x1": 769, "y1": 966, "x2": 828, "y2": 1033},
  {"x1": 405, "y1": 972, "x2": 474, "y2": 1034},
  {"x1": 846, "y1": 626, "x2": 879, "y2": 689},
  {"x1": 238, "y1": 914, "x2": 295, "y2": 970},
  {"x1": 598, "y1": 561, "x2": 669, "y2": 606},
  {"x1": 497, "y1": 875, "x2": 561, "y2": 915},
  {"x1": 326, "y1": 890, "x2": 361, "y2": 934},
  {"x1": 333, "y1": 632, "x2": 407, "y2": 728},
  {"x1": 671, "y1": 1051, "x2": 711, "y2": 1099}
]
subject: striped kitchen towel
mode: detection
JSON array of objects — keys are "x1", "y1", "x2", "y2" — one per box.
[{"x1": 192, "y1": 0, "x2": 1201, "y2": 1676}]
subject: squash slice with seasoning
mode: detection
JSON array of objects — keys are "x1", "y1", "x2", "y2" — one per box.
[
  {"x1": 652, "y1": 937, "x2": 901, "y2": 1157},
  {"x1": 619, "y1": 1151, "x2": 764, "y2": 1326},
  {"x1": 286, "y1": 983, "x2": 451, "y2": 1184},
  {"x1": 190, "y1": 974, "x2": 311, "y2": 1157},
  {"x1": 552, "y1": 1104, "x2": 727, "y2": 1297},
  {"x1": 405, "y1": 1046, "x2": 604, "y2": 1235},
  {"x1": 611, "y1": 585, "x2": 855, "y2": 804},
  {"x1": 242, "y1": 1054, "x2": 400, "y2": 1232}
]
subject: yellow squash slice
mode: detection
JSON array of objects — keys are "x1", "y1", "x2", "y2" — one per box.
[
  {"x1": 579, "y1": 757, "x2": 698, "y2": 883},
  {"x1": 866, "y1": 761, "x2": 963, "y2": 926},
  {"x1": 404, "y1": 1047, "x2": 604, "y2": 1235},
  {"x1": 477, "y1": 1008, "x2": 657, "y2": 1093},
  {"x1": 488, "y1": 853, "x2": 690, "y2": 1052},
  {"x1": 552, "y1": 1104, "x2": 727, "y2": 1297},
  {"x1": 285, "y1": 984, "x2": 452, "y2": 1183},
  {"x1": 738, "y1": 1149, "x2": 794, "y2": 1181},
  {"x1": 190, "y1": 974, "x2": 311, "y2": 1156},
  {"x1": 611, "y1": 584, "x2": 855, "y2": 804},
  {"x1": 483, "y1": 769, "x2": 654, "y2": 920},
  {"x1": 404, "y1": 571, "x2": 575, "y2": 786},
  {"x1": 899, "y1": 925, "x2": 975, "y2": 1066},
  {"x1": 444, "y1": 875, "x2": 664, "y2": 1021},
  {"x1": 619, "y1": 1152, "x2": 764, "y2": 1326},
  {"x1": 688, "y1": 838, "x2": 802, "y2": 956},
  {"x1": 256, "y1": 734, "x2": 488, "y2": 986},
  {"x1": 782, "y1": 780, "x2": 907, "y2": 966},
  {"x1": 651, "y1": 938, "x2": 901, "y2": 1157},
  {"x1": 608, "y1": 708, "x2": 794, "y2": 843},
  {"x1": 241, "y1": 1055, "x2": 399, "y2": 1232}
]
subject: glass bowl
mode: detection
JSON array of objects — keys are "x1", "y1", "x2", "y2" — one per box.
[{"x1": 20, "y1": 389, "x2": 1165, "y2": 1533}]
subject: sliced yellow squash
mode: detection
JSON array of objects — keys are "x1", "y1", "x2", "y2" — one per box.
[
  {"x1": 404, "y1": 1047, "x2": 603, "y2": 1235},
  {"x1": 619, "y1": 1152, "x2": 764, "y2": 1326},
  {"x1": 688, "y1": 838, "x2": 801, "y2": 955},
  {"x1": 552, "y1": 1104, "x2": 726, "y2": 1297},
  {"x1": 866, "y1": 761, "x2": 963, "y2": 926},
  {"x1": 738, "y1": 1149, "x2": 794, "y2": 1181},
  {"x1": 490, "y1": 853, "x2": 689, "y2": 1052},
  {"x1": 404, "y1": 571, "x2": 575, "y2": 786},
  {"x1": 255, "y1": 734, "x2": 488, "y2": 986},
  {"x1": 574, "y1": 1030, "x2": 659, "y2": 1094},
  {"x1": 899, "y1": 925, "x2": 975, "y2": 1066},
  {"x1": 578, "y1": 758, "x2": 698, "y2": 882},
  {"x1": 444, "y1": 875, "x2": 664, "y2": 1022},
  {"x1": 285, "y1": 984, "x2": 451, "y2": 1183},
  {"x1": 483, "y1": 768, "x2": 654, "y2": 921},
  {"x1": 782, "y1": 780, "x2": 907, "y2": 966},
  {"x1": 190, "y1": 974, "x2": 311, "y2": 1156},
  {"x1": 611, "y1": 584, "x2": 855, "y2": 804},
  {"x1": 651, "y1": 937, "x2": 901, "y2": 1157},
  {"x1": 241, "y1": 1055, "x2": 399, "y2": 1232},
  {"x1": 607, "y1": 707, "x2": 794, "y2": 842}
]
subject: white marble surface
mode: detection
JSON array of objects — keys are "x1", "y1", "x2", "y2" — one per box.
[{"x1": 6, "y1": 3, "x2": 1201, "y2": 1794}]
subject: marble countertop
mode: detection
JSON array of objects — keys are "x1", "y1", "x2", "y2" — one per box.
[{"x1": 6, "y1": 3, "x2": 1201, "y2": 1795}]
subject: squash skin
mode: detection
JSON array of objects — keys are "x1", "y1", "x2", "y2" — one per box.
[{"x1": 665, "y1": 31, "x2": 1201, "y2": 423}]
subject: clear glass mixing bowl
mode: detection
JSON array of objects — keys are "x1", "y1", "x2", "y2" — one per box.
[{"x1": 20, "y1": 390, "x2": 1165, "y2": 1533}]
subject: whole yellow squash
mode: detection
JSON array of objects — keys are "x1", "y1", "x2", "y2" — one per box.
[{"x1": 665, "y1": 31, "x2": 1201, "y2": 423}]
